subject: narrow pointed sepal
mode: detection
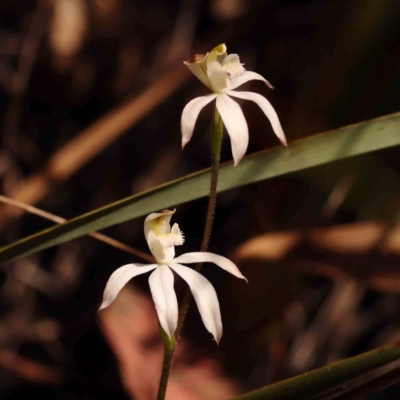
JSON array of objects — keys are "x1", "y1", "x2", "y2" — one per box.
[
  {"x1": 148, "y1": 266, "x2": 178, "y2": 339},
  {"x1": 227, "y1": 90, "x2": 287, "y2": 146},
  {"x1": 181, "y1": 94, "x2": 217, "y2": 149},
  {"x1": 170, "y1": 263, "x2": 223, "y2": 343},
  {"x1": 229, "y1": 71, "x2": 274, "y2": 90},
  {"x1": 216, "y1": 93, "x2": 249, "y2": 166},
  {"x1": 99, "y1": 263, "x2": 158, "y2": 311},
  {"x1": 173, "y1": 252, "x2": 247, "y2": 282}
]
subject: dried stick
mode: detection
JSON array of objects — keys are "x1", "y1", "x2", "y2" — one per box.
[{"x1": 0, "y1": 195, "x2": 153, "y2": 262}]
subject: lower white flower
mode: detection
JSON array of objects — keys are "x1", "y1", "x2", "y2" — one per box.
[{"x1": 99, "y1": 209, "x2": 247, "y2": 343}]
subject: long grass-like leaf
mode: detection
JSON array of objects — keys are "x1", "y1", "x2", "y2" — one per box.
[
  {"x1": 1, "y1": 112, "x2": 400, "y2": 263},
  {"x1": 232, "y1": 342, "x2": 400, "y2": 400}
]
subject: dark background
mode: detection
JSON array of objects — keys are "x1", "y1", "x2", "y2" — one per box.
[{"x1": 1, "y1": 0, "x2": 400, "y2": 398}]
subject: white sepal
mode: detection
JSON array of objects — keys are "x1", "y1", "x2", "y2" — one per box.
[
  {"x1": 229, "y1": 71, "x2": 274, "y2": 90},
  {"x1": 99, "y1": 263, "x2": 158, "y2": 311},
  {"x1": 148, "y1": 265, "x2": 178, "y2": 339},
  {"x1": 174, "y1": 252, "x2": 247, "y2": 281},
  {"x1": 228, "y1": 90, "x2": 287, "y2": 146},
  {"x1": 181, "y1": 94, "x2": 217, "y2": 149},
  {"x1": 170, "y1": 263, "x2": 223, "y2": 343},
  {"x1": 216, "y1": 94, "x2": 249, "y2": 166}
]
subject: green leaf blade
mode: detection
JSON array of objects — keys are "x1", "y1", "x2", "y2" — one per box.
[
  {"x1": 232, "y1": 343, "x2": 400, "y2": 400},
  {"x1": 1, "y1": 112, "x2": 400, "y2": 263}
]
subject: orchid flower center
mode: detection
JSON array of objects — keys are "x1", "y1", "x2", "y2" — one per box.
[
  {"x1": 157, "y1": 231, "x2": 183, "y2": 249},
  {"x1": 149, "y1": 215, "x2": 169, "y2": 236},
  {"x1": 149, "y1": 214, "x2": 184, "y2": 250},
  {"x1": 222, "y1": 59, "x2": 245, "y2": 80}
]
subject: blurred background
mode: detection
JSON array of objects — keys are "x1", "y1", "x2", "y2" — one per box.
[{"x1": 0, "y1": 0, "x2": 400, "y2": 398}]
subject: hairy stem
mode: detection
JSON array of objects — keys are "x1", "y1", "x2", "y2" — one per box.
[
  {"x1": 157, "y1": 328, "x2": 176, "y2": 400},
  {"x1": 156, "y1": 105, "x2": 223, "y2": 400}
]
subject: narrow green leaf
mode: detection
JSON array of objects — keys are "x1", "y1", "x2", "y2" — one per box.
[
  {"x1": 310, "y1": 359, "x2": 400, "y2": 399},
  {"x1": 232, "y1": 342, "x2": 400, "y2": 400},
  {"x1": 1, "y1": 112, "x2": 400, "y2": 262}
]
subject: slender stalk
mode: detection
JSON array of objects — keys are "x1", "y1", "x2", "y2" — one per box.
[
  {"x1": 157, "y1": 327, "x2": 176, "y2": 400},
  {"x1": 0, "y1": 195, "x2": 153, "y2": 262},
  {"x1": 156, "y1": 105, "x2": 224, "y2": 400},
  {"x1": 200, "y1": 104, "x2": 224, "y2": 256}
]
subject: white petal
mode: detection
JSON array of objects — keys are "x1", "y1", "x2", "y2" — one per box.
[
  {"x1": 99, "y1": 263, "x2": 158, "y2": 310},
  {"x1": 148, "y1": 266, "x2": 178, "y2": 339},
  {"x1": 170, "y1": 263, "x2": 222, "y2": 343},
  {"x1": 229, "y1": 71, "x2": 274, "y2": 90},
  {"x1": 181, "y1": 94, "x2": 217, "y2": 148},
  {"x1": 227, "y1": 90, "x2": 287, "y2": 146},
  {"x1": 173, "y1": 252, "x2": 247, "y2": 281},
  {"x1": 207, "y1": 61, "x2": 229, "y2": 93},
  {"x1": 216, "y1": 94, "x2": 249, "y2": 166}
]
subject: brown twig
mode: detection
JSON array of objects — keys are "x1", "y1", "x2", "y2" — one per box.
[{"x1": 0, "y1": 195, "x2": 153, "y2": 262}]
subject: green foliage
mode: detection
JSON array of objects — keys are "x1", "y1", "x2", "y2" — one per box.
[
  {"x1": 1, "y1": 112, "x2": 400, "y2": 263},
  {"x1": 233, "y1": 343, "x2": 400, "y2": 399}
]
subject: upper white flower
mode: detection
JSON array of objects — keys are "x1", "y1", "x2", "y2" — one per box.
[
  {"x1": 99, "y1": 209, "x2": 247, "y2": 343},
  {"x1": 181, "y1": 43, "x2": 287, "y2": 166}
]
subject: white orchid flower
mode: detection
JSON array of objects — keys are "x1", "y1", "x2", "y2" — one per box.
[
  {"x1": 99, "y1": 209, "x2": 246, "y2": 343},
  {"x1": 181, "y1": 43, "x2": 287, "y2": 166}
]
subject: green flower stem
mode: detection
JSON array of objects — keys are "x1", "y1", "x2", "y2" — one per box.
[
  {"x1": 156, "y1": 105, "x2": 223, "y2": 400},
  {"x1": 157, "y1": 325, "x2": 176, "y2": 400},
  {"x1": 178, "y1": 105, "x2": 223, "y2": 327},
  {"x1": 200, "y1": 105, "x2": 223, "y2": 257}
]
